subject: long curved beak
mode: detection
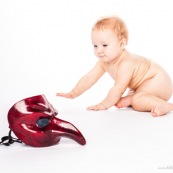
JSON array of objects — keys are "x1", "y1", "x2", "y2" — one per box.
[{"x1": 50, "y1": 117, "x2": 86, "y2": 145}]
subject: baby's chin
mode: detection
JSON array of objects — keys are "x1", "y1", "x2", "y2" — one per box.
[
  {"x1": 100, "y1": 58, "x2": 116, "y2": 63},
  {"x1": 98, "y1": 56, "x2": 111, "y2": 62}
]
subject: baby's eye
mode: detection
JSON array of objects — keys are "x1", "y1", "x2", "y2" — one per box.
[
  {"x1": 103, "y1": 44, "x2": 108, "y2": 47},
  {"x1": 93, "y1": 45, "x2": 97, "y2": 48}
]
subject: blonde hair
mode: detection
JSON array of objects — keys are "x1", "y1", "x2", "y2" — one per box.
[{"x1": 92, "y1": 16, "x2": 129, "y2": 44}]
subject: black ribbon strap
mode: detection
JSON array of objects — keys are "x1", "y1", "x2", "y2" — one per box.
[{"x1": 0, "y1": 129, "x2": 22, "y2": 146}]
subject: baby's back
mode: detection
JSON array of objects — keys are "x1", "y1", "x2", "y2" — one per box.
[{"x1": 128, "y1": 55, "x2": 165, "y2": 89}]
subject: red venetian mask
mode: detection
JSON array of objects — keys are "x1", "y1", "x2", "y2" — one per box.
[{"x1": 0, "y1": 95, "x2": 86, "y2": 147}]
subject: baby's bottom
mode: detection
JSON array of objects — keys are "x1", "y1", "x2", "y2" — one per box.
[{"x1": 115, "y1": 75, "x2": 173, "y2": 116}]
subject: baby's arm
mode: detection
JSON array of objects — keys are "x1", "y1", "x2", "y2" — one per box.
[
  {"x1": 87, "y1": 60, "x2": 135, "y2": 110},
  {"x1": 57, "y1": 61, "x2": 105, "y2": 99},
  {"x1": 87, "y1": 85, "x2": 124, "y2": 110}
]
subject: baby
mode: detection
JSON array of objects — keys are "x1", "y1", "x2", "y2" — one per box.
[{"x1": 57, "y1": 16, "x2": 173, "y2": 116}]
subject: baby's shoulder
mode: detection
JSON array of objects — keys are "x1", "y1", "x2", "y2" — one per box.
[
  {"x1": 120, "y1": 52, "x2": 137, "y2": 67},
  {"x1": 125, "y1": 53, "x2": 152, "y2": 66}
]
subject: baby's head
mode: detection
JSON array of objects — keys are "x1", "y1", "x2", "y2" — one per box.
[{"x1": 92, "y1": 16, "x2": 129, "y2": 45}]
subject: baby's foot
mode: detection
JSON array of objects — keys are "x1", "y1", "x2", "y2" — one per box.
[
  {"x1": 151, "y1": 103, "x2": 173, "y2": 116},
  {"x1": 115, "y1": 96, "x2": 132, "y2": 108}
]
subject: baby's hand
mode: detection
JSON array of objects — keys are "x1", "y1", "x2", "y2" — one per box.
[
  {"x1": 87, "y1": 102, "x2": 107, "y2": 111},
  {"x1": 56, "y1": 91, "x2": 76, "y2": 99}
]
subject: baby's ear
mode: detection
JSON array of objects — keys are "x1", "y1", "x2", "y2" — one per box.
[{"x1": 119, "y1": 38, "x2": 127, "y2": 49}]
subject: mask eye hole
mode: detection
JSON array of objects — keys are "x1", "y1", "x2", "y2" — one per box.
[{"x1": 36, "y1": 118, "x2": 49, "y2": 128}]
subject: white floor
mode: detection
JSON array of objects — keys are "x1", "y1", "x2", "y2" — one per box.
[
  {"x1": 1, "y1": 0, "x2": 173, "y2": 172},
  {"x1": 1, "y1": 100, "x2": 173, "y2": 173}
]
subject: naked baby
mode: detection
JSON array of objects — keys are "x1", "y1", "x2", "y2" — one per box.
[{"x1": 57, "y1": 16, "x2": 173, "y2": 116}]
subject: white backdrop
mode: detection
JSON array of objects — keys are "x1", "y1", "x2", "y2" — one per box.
[{"x1": 1, "y1": 0, "x2": 173, "y2": 172}]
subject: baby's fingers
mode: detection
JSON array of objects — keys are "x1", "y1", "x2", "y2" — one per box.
[
  {"x1": 56, "y1": 93, "x2": 66, "y2": 97},
  {"x1": 56, "y1": 92, "x2": 75, "y2": 99},
  {"x1": 87, "y1": 105, "x2": 99, "y2": 111},
  {"x1": 56, "y1": 93, "x2": 69, "y2": 98},
  {"x1": 86, "y1": 104, "x2": 101, "y2": 111},
  {"x1": 87, "y1": 103, "x2": 107, "y2": 111}
]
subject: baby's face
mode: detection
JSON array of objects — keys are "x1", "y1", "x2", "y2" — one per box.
[{"x1": 91, "y1": 29, "x2": 123, "y2": 62}]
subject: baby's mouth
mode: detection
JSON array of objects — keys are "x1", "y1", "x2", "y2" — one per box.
[{"x1": 99, "y1": 55, "x2": 105, "y2": 59}]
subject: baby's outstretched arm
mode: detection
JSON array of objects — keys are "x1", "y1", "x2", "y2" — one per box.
[{"x1": 57, "y1": 61, "x2": 105, "y2": 99}]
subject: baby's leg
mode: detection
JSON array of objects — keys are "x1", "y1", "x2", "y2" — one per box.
[
  {"x1": 115, "y1": 90, "x2": 134, "y2": 108},
  {"x1": 131, "y1": 93, "x2": 173, "y2": 116},
  {"x1": 131, "y1": 71, "x2": 173, "y2": 116},
  {"x1": 115, "y1": 96, "x2": 132, "y2": 108}
]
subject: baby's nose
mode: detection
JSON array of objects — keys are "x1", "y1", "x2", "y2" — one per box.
[{"x1": 97, "y1": 47, "x2": 103, "y2": 53}]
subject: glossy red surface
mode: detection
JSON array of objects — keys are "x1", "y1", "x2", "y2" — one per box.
[{"x1": 8, "y1": 95, "x2": 86, "y2": 147}]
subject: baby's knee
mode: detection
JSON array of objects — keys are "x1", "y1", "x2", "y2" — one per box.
[{"x1": 131, "y1": 93, "x2": 145, "y2": 111}]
